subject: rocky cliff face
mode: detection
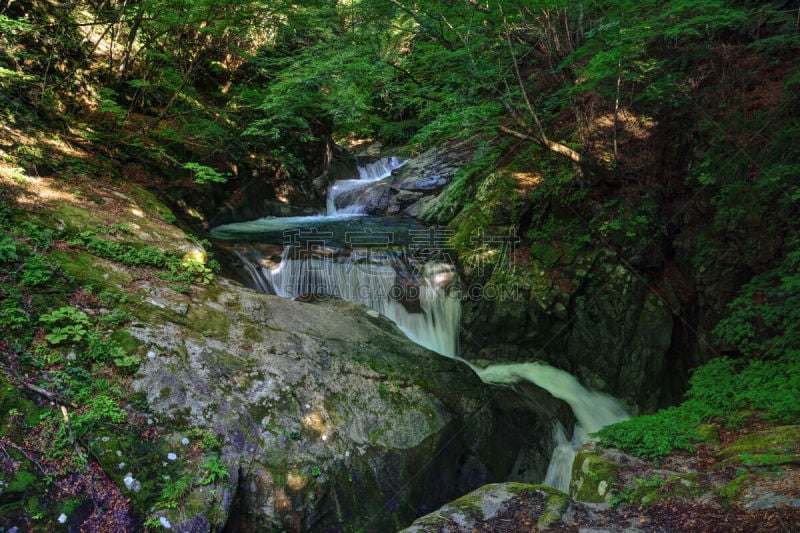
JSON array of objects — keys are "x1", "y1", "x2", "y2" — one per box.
[{"x1": 460, "y1": 250, "x2": 676, "y2": 412}]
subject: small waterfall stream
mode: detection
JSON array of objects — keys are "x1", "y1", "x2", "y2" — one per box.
[
  {"x1": 212, "y1": 156, "x2": 627, "y2": 493},
  {"x1": 327, "y1": 157, "x2": 403, "y2": 215},
  {"x1": 235, "y1": 248, "x2": 462, "y2": 356},
  {"x1": 472, "y1": 363, "x2": 628, "y2": 490}
]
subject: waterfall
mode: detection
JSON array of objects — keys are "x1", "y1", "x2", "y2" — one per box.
[
  {"x1": 327, "y1": 157, "x2": 403, "y2": 215},
  {"x1": 471, "y1": 362, "x2": 628, "y2": 491},
  {"x1": 215, "y1": 153, "x2": 628, "y2": 494},
  {"x1": 234, "y1": 247, "x2": 461, "y2": 357}
]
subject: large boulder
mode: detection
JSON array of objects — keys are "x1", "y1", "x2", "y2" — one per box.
[
  {"x1": 130, "y1": 280, "x2": 571, "y2": 531},
  {"x1": 401, "y1": 483, "x2": 570, "y2": 532}
]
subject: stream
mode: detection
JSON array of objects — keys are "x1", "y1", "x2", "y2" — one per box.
[{"x1": 211, "y1": 157, "x2": 628, "y2": 492}]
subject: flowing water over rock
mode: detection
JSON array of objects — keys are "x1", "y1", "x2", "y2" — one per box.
[
  {"x1": 473, "y1": 363, "x2": 628, "y2": 491},
  {"x1": 212, "y1": 156, "x2": 627, "y2": 496},
  {"x1": 327, "y1": 157, "x2": 404, "y2": 215}
]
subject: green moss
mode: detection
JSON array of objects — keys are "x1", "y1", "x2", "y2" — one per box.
[
  {"x1": 110, "y1": 329, "x2": 141, "y2": 355},
  {"x1": 185, "y1": 305, "x2": 231, "y2": 341},
  {"x1": 717, "y1": 425, "x2": 800, "y2": 464},
  {"x1": 719, "y1": 472, "x2": 756, "y2": 504},
  {"x1": 128, "y1": 186, "x2": 178, "y2": 224},
  {"x1": 243, "y1": 324, "x2": 263, "y2": 343},
  {"x1": 51, "y1": 250, "x2": 132, "y2": 290},
  {"x1": 570, "y1": 447, "x2": 621, "y2": 503},
  {"x1": 0, "y1": 375, "x2": 46, "y2": 437},
  {"x1": 695, "y1": 423, "x2": 720, "y2": 443},
  {"x1": 536, "y1": 486, "x2": 569, "y2": 528}
]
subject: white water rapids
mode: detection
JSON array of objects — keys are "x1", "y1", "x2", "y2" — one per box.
[{"x1": 213, "y1": 156, "x2": 628, "y2": 492}]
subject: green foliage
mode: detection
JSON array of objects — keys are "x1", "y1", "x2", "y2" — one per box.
[
  {"x1": 158, "y1": 475, "x2": 194, "y2": 508},
  {"x1": 714, "y1": 238, "x2": 800, "y2": 362},
  {"x1": 21, "y1": 255, "x2": 52, "y2": 287},
  {"x1": 97, "y1": 89, "x2": 128, "y2": 124},
  {"x1": 609, "y1": 475, "x2": 665, "y2": 506},
  {"x1": 0, "y1": 236, "x2": 18, "y2": 261},
  {"x1": 199, "y1": 456, "x2": 229, "y2": 485},
  {"x1": 180, "y1": 259, "x2": 215, "y2": 284},
  {"x1": 595, "y1": 406, "x2": 700, "y2": 460},
  {"x1": 182, "y1": 162, "x2": 228, "y2": 185},
  {"x1": 40, "y1": 307, "x2": 91, "y2": 345},
  {"x1": 100, "y1": 308, "x2": 133, "y2": 329},
  {"x1": 597, "y1": 352, "x2": 800, "y2": 460},
  {"x1": 0, "y1": 295, "x2": 31, "y2": 333}
]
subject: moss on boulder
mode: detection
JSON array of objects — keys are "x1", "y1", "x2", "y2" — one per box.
[
  {"x1": 717, "y1": 426, "x2": 800, "y2": 465},
  {"x1": 570, "y1": 444, "x2": 621, "y2": 503}
]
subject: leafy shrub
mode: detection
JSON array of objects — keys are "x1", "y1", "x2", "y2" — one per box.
[
  {"x1": 595, "y1": 406, "x2": 700, "y2": 460},
  {"x1": 596, "y1": 352, "x2": 800, "y2": 460},
  {"x1": 39, "y1": 306, "x2": 91, "y2": 345},
  {"x1": 183, "y1": 162, "x2": 228, "y2": 184},
  {"x1": 0, "y1": 236, "x2": 18, "y2": 261}
]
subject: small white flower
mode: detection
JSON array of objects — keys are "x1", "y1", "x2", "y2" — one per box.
[
  {"x1": 181, "y1": 437, "x2": 190, "y2": 446},
  {"x1": 159, "y1": 516, "x2": 172, "y2": 529},
  {"x1": 167, "y1": 452, "x2": 177, "y2": 460},
  {"x1": 58, "y1": 513, "x2": 67, "y2": 524}
]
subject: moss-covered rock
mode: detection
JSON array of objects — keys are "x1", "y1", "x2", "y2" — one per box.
[
  {"x1": 461, "y1": 249, "x2": 675, "y2": 411},
  {"x1": 125, "y1": 282, "x2": 567, "y2": 531},
  {"x1": 401, "y1": 483, "x2": 568, "y2": 532},
  {"x1": 570, "y1": 444, "x2": 621, "y2": 503},
  {"x1": 717, "y1": 425, "x2": 800, "y2": 465}
]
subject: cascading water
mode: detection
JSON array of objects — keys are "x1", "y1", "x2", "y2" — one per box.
[
  {"x1": 234, "y1": 247, "x2": 461, "y2": 356},
  {"x1": 212, "y1": 154, "x2": 628, "y2": 494},
  {"x1": 327, "y1": 157, "x2": 403, "y2": 215},
  {"x1": 473, "y1": 363, "x2": 628, "y2": 491}
]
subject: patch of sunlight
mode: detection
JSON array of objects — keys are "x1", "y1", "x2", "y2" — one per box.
[
  {"x1": 286, "y1": 472, "x2": 308, "y2": 491},
  {"x1": 186, "y1": 208, "x2": 204, "y2": 220},
  {"x1": 301, "y1": 411, "x2": 332, "y2": 441},
  {"x1": 0, "y1": 165, "x2": 29, "y2": 184},
  {"x1": 130, "y1": 207, "x2": 144, "y2": 217},
  {"x1": 272, "y1": 484, "x2": 292, "y2": 511},
  {"x1": 35, "y1": 131, "x2": 84, "y2": 158},
  {"x1": 1, "y1": 171, "x2": 82, "y2": 206},
  {"x1": 182, "y1": 249, "x2": 207, "y2": 265},
  {"x1": 512, "y1": 171, "x2": 543, "y2": 195},
  {"x1": 595, "y1": 108, "x2": 657, "y2": 140}
]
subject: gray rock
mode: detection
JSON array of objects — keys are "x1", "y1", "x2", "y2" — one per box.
[
  {"x1": 129, "y1": 279, "x2": 569, "y2": 531},
  {"x1": 403, "y1": 195, "x2": 437, "y2": 218}
]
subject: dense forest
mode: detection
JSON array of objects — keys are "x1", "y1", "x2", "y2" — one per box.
[{"x1": 1, "y1": 0, "x2": 799, "y2": 531}]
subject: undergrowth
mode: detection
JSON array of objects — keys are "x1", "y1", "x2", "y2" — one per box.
[
  {"x1": 0, "y1": 198, "x2": 228, "y2": 527},
  {"x1": 596, "y1": 241, "x2": 800, "y2": 460}
]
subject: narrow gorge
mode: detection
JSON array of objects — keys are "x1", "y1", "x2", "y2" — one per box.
[{"x1": 1, "y1": 1, "x2": 798, "y2": 531}]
